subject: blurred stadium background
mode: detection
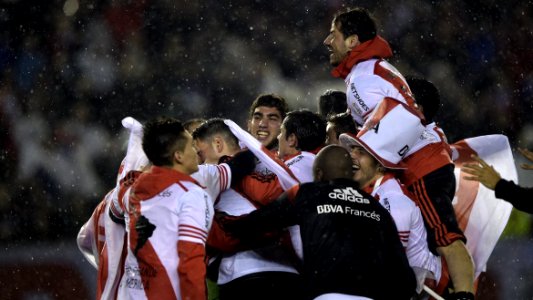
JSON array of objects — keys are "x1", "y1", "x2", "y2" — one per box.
[{"x1": 1, "y1": 0, "x2": 532, "y2": 299}]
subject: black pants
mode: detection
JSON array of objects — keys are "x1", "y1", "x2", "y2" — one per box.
[
  {"x1": 408, "y1": 163, "x2": 466, "y2": 254},
  {"x1": 219, "y1": 271, "x2": 304, "y2": 300}
]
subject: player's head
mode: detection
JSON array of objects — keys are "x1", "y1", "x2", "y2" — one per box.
[
  {"x1": 278, "y1": 110, "x2": 326, "y2": 159},
  {"x1": 192, "y1": 118, "x2": 240, "y2": 164},
  {"x1": 142, "y1": 117, "x2": 198, "y2": 174},
  {"x1": 318, "y1": 89, "x2": 347, "y2": 119},
  {"x1": 338, "y1": 133, "x2": 387, "y2": 189},
  {"x1": 326, "y1": 112, "x2": 358, "y2": 145},
  {"x1": 406, "y1": 76, "x2": 441, "y2": 123},
  {"x1": 313, "y1": 145, "x2": 354, "y2": 182},
  {"x1": 248, "y1": 93, "x2": 289, "y2": 150},
  {"x1": 324, "y1": 7, "x2": 377, "y2": 66}
]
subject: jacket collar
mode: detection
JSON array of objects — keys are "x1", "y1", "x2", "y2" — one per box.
[{"x1": 331, "y1": 35, "x2": 393, "y2": 79}]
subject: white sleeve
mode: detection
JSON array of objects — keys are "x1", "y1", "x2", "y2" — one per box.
[
  {"x1": 347, "y1": 74, "x2": 391, "y2": 123},
  {"x1": 178, "y1": 188, "x2": 213, "y2": 245},
  {"x1": 406, "y1": 205, "x2": 433, "y2": 293},
  {"x1": 191, "y1": 164, "x2": 231, "y2": 201},
  {"x1": 77, "y1": 217, "x2": 98, "y2": 269},
  {"x1": 348, "y1": 70, "x2": 409, "y2": 123}
]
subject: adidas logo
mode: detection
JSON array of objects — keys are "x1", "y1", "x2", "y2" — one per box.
[{"x1": 328, "y1": 187, "x2": 370, "y2": 204}]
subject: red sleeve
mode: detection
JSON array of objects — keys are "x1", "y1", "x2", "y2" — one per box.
[
  {"x1": 234, "y1": 172, "x2": 284, "y2": 206},
  {"x1": 207, "y1": 213, "x2": 284, "y2": 254},
  {"x1": 206, "y1": 217, "x2": 245, "y2": 253},
  {"x1": 177, "y1": 241, "x2": 207, "y2": 300}
]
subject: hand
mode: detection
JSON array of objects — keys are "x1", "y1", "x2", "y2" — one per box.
[
  {"x1": 462, "y1": 154, "x2": 501, "y2": 190},
  {"x1": 134, "y1": 215, "x2": 156, "y2": 256},
  {"x1": 518, "y1": 148, "x2": 533, "y2": 170},
  {"x1": 215, "y1": 211, "x2": 243, "y2": 233}
]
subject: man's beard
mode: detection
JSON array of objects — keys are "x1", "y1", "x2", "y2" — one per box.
[{"x1": 266, "y1": 139, "x2": 279, "y2": 151}]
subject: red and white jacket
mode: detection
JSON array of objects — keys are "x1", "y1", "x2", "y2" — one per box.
[
  {"x1": 333, "y1": 37, "x2": 425, "y2": 169},
  {"x1": 344, "y1": 58, "x2": 415, "y2": 126},
  {"x1": 118, "y1": 166, "x2": 213, "y2": 300}
]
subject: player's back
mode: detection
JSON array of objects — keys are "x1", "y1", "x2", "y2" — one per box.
[
  {"x1": 294, "y1": 179, "x2": 415, "y2": 300},
  {"x1": 120, "y1": 167, "x2": 213, "y2": 300}
]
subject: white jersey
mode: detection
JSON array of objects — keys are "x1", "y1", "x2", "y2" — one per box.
[
  {"x1": 284, "y1": 151, "x2": 315, "y2": 184},
  {"x1": 369, "y1": 175, "x2": 441, "y2": 289},
  {"x1": 284, "y1": 151, "x2": 316, "y2": 260},
  {"x1": 405, "y1": 122, "x2": 447, "y2": 158},
  {"x1": 119, "y1": 167, "x2": 213, "y2": 300},
  {"x1": 345, "y1": 58, "x2": 411, "y2": 126},
  {"x1": 216, "y1": 157, "x2": 301, "y2": 285},
  {"x1": 216, "y1": 188, "x2": 299, "y2": 285},
  {"x1": 214, "y1": 150, "x2": 315, "y2": 284}
]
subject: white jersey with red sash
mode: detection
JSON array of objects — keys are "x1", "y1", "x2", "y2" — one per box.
[{"x1": 345, "y1": 58, "x2": 417, "y2": 126}]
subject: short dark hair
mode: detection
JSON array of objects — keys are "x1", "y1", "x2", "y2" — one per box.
[
  {"x1": 405, "y1": 76, "x2": 441, "y2": 123},
  {"x1": 142, "y1": 117, "x2": 188, "y2": 167},
  {"x1": 318, "y1": 90, "x2": 347, "y2": 119},
  {"x1": 249, "y1": 93, "x2": 289, "y2": 120},
  {"x1": 327, "y1": 112, "x2": 358, "y2": 139},
  {"x1": 183, "y1": 118, "x2": 206, "y2": 133},
  {"x1": 283, "y1": 109, "x2": 326, "y2": 152},
  {"x1": 192, "y1": 118, "x2": 239, "y2": 150},
  {"x1": 333, "y1": 7, "x2": 377, "y2": 43}
]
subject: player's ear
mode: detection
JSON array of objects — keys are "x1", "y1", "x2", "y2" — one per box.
[
  {"x1": 214, "y1": 136, "x2": 224, "y2": 153},
  {"x1": 288, "y1": 133, "x2": 298, "y2": 148},
  {"x1": 174, "y1": 150, "x2": 184, "y2": 165},
  {"x1": 346, "y1": 34, "x2": 360, "y2": 49}
]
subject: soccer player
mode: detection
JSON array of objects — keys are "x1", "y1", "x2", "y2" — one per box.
[
  {"x1": 119, "y1": 117, "x2": 212, "y2": 300},
  {"x1": 340, "y1": 133, "x2": 448, "y2": 297},
  {"x1": 325, "y1": 112, "x2": 358, "y2": 145},
  {"x1": 324, "y1": 8, "x2": 474, "y2": 298},
  {"x1": 403, "y1": 76, "x2": 475, "y2": 299},
  {"x1": 77, "y1": 116, "x2": 149, "y2": 300},
  {"x1": 317, "y1": 89, "x2": 347, "y2": 119},
  {"x1": 194, "y1": 118, "x2": 303, "y2": 300},
  {"x1": 247, "y1": 93, "x2": 288, "y2": 151}
]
